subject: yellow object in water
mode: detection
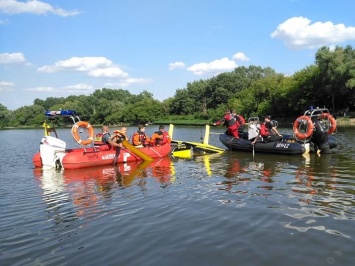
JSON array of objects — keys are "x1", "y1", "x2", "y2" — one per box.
[
  {"x1": 122, "y1": 139, "x2": 154, "y2": 161},
  {"x1": 170, "y1": 124, "x2": 224, "y2": 158},
  {"x1": 172, "y1": 147, "x2": 193, "y2": 159}
]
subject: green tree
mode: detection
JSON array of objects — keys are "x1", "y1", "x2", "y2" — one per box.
[
  {"x1": 315, "y1": 45, "x2": 355, "y2": 112},
  {"x1": 13, "y1": 105, "x2": 44, "y2": 126},
  {"x1": 33, "y1": 97, "x2": 65, "y2": 110},
  {"x1": 288, "y1": 65, "x2": 323, "y2": 114},
  {"x1": 121, "y1": 98, "x2": 164, "y2": 124},
  {"x1": 170, "y1": 89, "x2": 195, "y2": 115},
  {"x1": 0, "y1": 104, "x2": 14, "y2": 127}
]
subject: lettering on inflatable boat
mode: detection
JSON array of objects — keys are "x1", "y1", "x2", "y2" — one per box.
[
  {"x1": 101, "y1": 152, "x2": 131, "y2": 161},
  {"x1": 275, "y1": 143, "x2": 290, "y2": 149},
  {"x1": 102, "y1": 154, "x2": 115, "y2": 160}
]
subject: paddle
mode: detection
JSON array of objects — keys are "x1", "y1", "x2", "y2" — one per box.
[{"x1": 122, "y1": 139, "x2": 154, "y2": 161}]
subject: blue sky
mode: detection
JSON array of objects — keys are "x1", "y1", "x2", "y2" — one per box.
[{"x1": 1, "y1": 0, "x2": 355, "y2": 110}]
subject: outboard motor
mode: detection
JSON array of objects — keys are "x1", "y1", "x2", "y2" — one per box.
[
  {"x1": 40, "y1": 136, "x2": 67, "y2": 169},
  {"x1": 247, "y1": 117, "x2": 260, "y2": 140},
  {"x1": 310, "y1": 119, "x2": 332, "y2": 154}
]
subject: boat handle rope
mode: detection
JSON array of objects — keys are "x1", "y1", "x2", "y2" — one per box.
[{"x1": 148, "y1": 146, "x2": 163, "y2": 158}]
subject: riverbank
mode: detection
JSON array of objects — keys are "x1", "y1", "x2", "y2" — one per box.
[
  {"x1": 336, "y1": 117, "x2": 355, "y2": 125},
  {"x1": 1, "y1": 116, "x2": 354, "y2": 130}
]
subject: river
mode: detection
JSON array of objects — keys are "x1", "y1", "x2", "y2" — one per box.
[{"x1": 1, "y1": 125, "x2": 354, "y2": 266}]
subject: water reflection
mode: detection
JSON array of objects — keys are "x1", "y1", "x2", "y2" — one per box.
[
  {"x1": 221, "y1": 153, "x2": 307, "y2": 190},
  {"x1": 293, "y1": 154, "x2": 337, "y2": 195},
  {"x1": 34, "y1": 157, "x2": 176, "y2": 220},
  {"x1": 33, "y1": 168, "x2": 75, "y2": 225},
  {"x1": 217, "y1": 151, "x2": 355, "y2": 238},
  {"x1": 33, "y1": 149, "x2": 355, "y2": 240},
  {"x1": 220, "y1": 152, "x2": 343, "y2": 195}
]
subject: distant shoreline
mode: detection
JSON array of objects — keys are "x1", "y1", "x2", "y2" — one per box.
[
  {"x1": 1, "y1": 117, "x2": 354, "y2": 130},
  {"x1": 336, "y1": 117, "x2": 355, "y2": 125}
]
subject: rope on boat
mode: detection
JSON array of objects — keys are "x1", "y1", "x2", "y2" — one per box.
[{"x1": 148, "y1": 146, "x2": 163, "y2": 158}]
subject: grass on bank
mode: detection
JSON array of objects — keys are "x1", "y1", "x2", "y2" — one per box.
[{"x1": 152, "y1": 119, "x2": 211, "y2": 126}]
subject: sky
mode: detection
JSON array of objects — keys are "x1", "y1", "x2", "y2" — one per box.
[{"x1": 1, "y1": 0, "x2": 355, "y2": 110}]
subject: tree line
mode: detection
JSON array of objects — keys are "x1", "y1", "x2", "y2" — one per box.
[{"x1": 1, "y1": 45, "x2": 354, "y2": 128}]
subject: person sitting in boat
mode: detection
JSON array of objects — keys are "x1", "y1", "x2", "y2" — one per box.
[
  {"x1": 231, "y1": 110, "x2": 245, "y2": 134},
  {"x1": 223, "y1": 109, "x2": 240, "y2": 138},
  {"x1": 132, "y1": 124, "x2": 151, "y2": 147},
  {"x1": 251, "y1": 115, "x2": 282, "y2": 144},
  {"x1": 150, "y1": 125, "x2": 171, "y2": 146},
  {"x1": 95, "y1": 132, "x2": 103, "y2": 142}
]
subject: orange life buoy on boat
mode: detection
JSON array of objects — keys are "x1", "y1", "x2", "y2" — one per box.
[
  {"x1": 71, "y1": 121, "x2": 94, "y2": 145},
  {"x1": 319, "y1": 113, "x2": 337, "y2": 134},
  {"x1": 293, "y1": 115, "x2": 314, "y2": 140}
]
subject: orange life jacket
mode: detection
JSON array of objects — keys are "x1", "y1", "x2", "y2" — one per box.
[
  {"x1": 132, "y1": 131, "x2": 150, "y2": 146},
  {"x1": 151, "y1": 131, "x2": 171, "y2": 146}
]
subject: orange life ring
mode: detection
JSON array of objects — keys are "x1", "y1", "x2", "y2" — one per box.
[
  {"x1": 319, "y1": 113, "x2": 337, "y2": 134},
  {"x1": 71, "y1": 121, "x2": 94, "y2": 145},
  {"x1": 293, "y1": 115, "x2": 314, "y2": 140}
]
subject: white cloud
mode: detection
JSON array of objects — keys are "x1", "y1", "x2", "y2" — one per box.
[
  {"x1": 0, "y1": 81, "x2": 14, "y2": 86},
  {"x1": 187, "y1": 57, "x2": 237, "y2": 76},
  {"x1": 25, "y1": 86, "x2": 55, "y2": 92},
  {"x1": 232, "y1": 52, "x2": 250, "y2": 62},
  {"x1": 38, "y1": 56, "x2": 113, "y2": 72},
  {"x1": 0, "y1": 52, "x2": 26, "y2": 64},
  {"x1": 105, "y1": 78, "x2": 153, "y2": 88},
  {"x1": 0, "y1": 87, "x2": 12, "y2": 92},
  {"x1": 168, "y1": 61, "x2": 186, "y2": 70},
  {"x1": 24, "y1": 83, "x2": 93, "y2": 94},
  {"x1": 328, "y1": 45, "x2": 336, "y2": 51},
  {"x1": 38, "y1": 56, "x2": 129, "y2": 78},
  {"x1": 36, "y1": 56, "x2": 152, "y2": 91},
  {"x1": 64, "y1": 83, "x2": 93, "y2": 93},
  {"x1": 88, "y1": 67, "x2": 129, "y2": 78},
  {"x1": 0, "y1": 81, "x2": 14, "y2": 92},
  {"x1": 271, "y1": 16, "x2": 355, "y2": 49},
  {"x1": 0, "y1": 0, "x2": 80, "y2": 17}
]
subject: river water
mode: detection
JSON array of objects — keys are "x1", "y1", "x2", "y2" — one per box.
[{"x1": 1, "y1": 125, "x2": 354, "y2": 266}]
